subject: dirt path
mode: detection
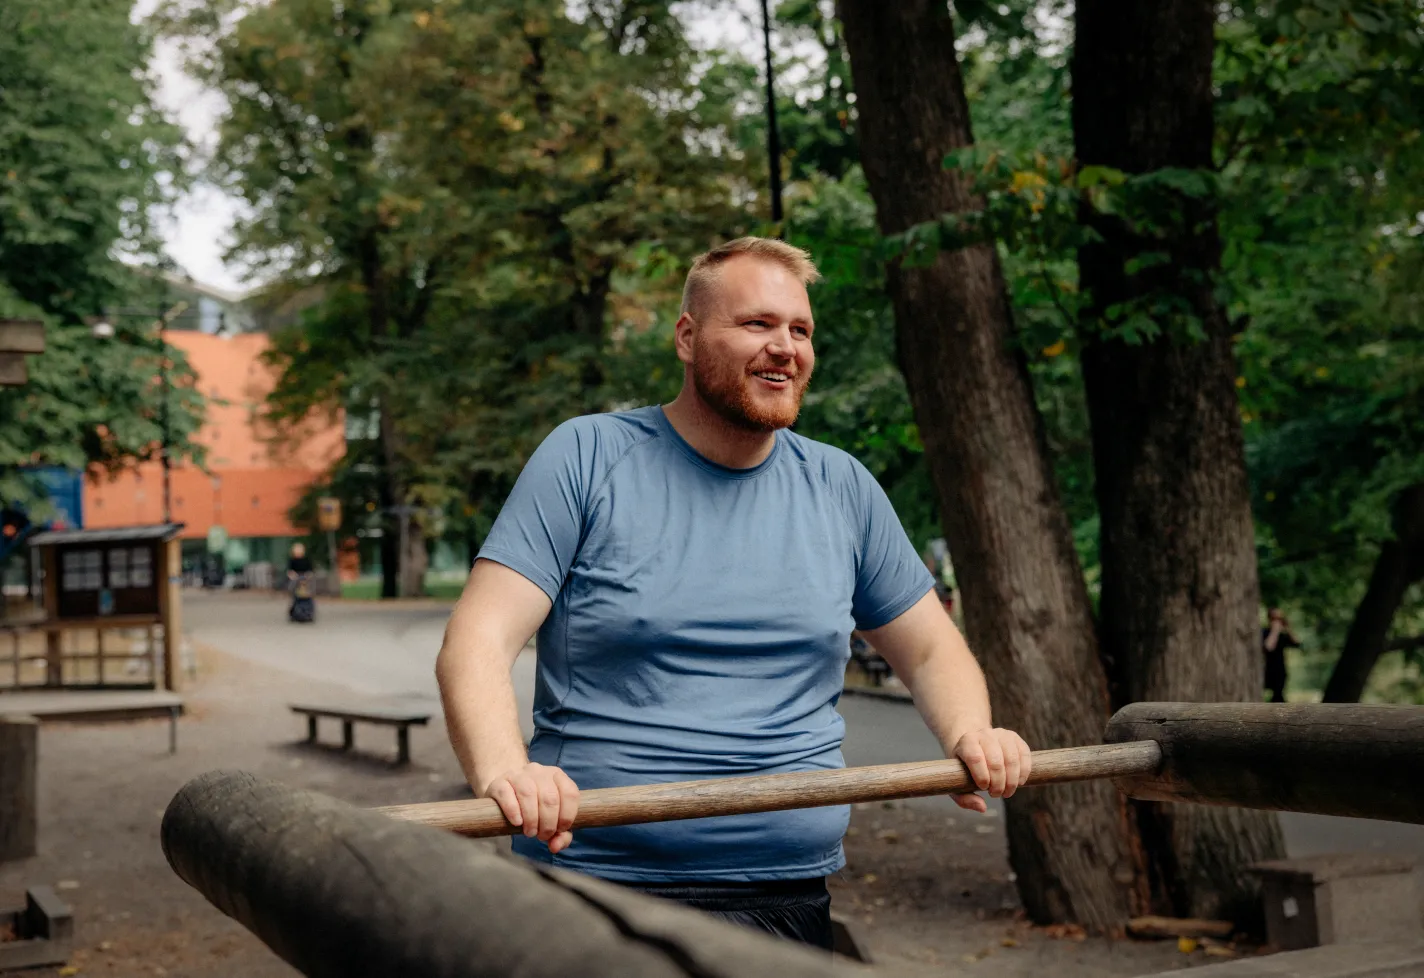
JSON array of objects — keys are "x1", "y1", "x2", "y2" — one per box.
[{"x1": 0, "y1": 635, "x2": 1216, "y2": 977}]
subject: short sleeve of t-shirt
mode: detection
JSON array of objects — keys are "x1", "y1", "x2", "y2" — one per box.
[
  {"x1": 477, "y1": 419, "x2": 597, "y2": 601},
  {"x1": 845, "y1": 458, "x2": 936, "y2": 630}
]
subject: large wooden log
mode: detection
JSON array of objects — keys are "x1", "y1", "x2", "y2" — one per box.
[
  {"x1": 380, "y1": 741, "x2": 1164, "y2": 838},
  {"x1": 0, "y1": 714, "x2": 38, "y2": 862},
  {"x1": 161, "y1": 771, "x2": 879, "y2": 978},
  {"x1": 1106, "y1": 702, "x2": 1424, "y2": 823}
]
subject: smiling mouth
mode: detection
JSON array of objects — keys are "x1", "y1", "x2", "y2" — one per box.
[{"x1": 752, "y1": 371, "x2": 792, "y2": 383}]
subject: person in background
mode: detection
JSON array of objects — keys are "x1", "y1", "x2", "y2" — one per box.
[
  {"x1": 286, "y1": 542, "x2": 314, "y2": 583},
  {"x1": 1262, "y1": 607, "x2": 1299, "y2": 703}
]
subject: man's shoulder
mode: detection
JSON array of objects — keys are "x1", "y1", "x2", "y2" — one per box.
[
  {"x1": 552, "y1": 406, "x2": 663, "y2": 447},
  {"x1": 537, "y1": 406, "x2": 665, "y2": 475},
  {"x1": 780, "y1": 429, "x2": 872, "y2": 485}
]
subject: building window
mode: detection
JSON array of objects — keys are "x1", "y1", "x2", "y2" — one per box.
[
  {"x1": 61, "y1": 550, "x2": 103, "y2": 591},
  {"x1": 130, "y1": 548, "x2": 153, "y2": 588},
  {"x1": 109, "y1": 548, "x2": 130, "y2": 588}
]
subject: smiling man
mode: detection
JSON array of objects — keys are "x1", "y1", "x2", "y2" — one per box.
[{"x1": 436, "y1": 236, "x2": 1031, "y2": 950}]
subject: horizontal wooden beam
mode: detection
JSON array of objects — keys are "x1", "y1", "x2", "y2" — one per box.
[
  {"x1": 1106, "y1": 702, "x2": 1424, "y2": 823},
  {"x1": 0, "y1": 354, "x2": 27, "y2": 387},
  {"x1": 162, "y1": 771, "x2": 893, "y2": 978},
  {"x1": 0, "y1": 319, "x2": 44, "y2": 355}
]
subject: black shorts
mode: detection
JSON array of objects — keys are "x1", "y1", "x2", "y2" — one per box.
[{"x1": 622, "y1": 876, "x2": 833, "y2": 950}]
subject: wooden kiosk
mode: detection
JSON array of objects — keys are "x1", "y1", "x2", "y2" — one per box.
[{"x1": 12, "y1": 523, "x2": 185, "y2": 691}]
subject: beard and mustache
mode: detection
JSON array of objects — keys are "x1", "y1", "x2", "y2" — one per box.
[{"x1": 689, "y1": 335, "x2": 813, "y2": 434}]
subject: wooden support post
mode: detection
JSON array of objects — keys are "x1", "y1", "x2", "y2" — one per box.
[
  {"x1": 41, "y1": 549, "x2": 59, "y2": 687},
  {"x1": 307, "y1": 715, "x2": 318, "y2": 743},
  {"x1": 0, "y1": 715, "x2": 38, "y2": 862},
  {"x1": 97, "y1": 626, "x2": 105, "y2": 686},
  {"x1": 159, "y1": 539, "x2": 182, "y2": 691},
  {"x1": 342, "y1": 720, "x2": 354, "y2": 751},
  {"x1": 1106, "y1": 702, "x2": 1424, "y2": 823}
]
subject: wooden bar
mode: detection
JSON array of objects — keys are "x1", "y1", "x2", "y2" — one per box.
[
  {"x1": 379, "y1": 740, "x2": 1164, "y2": 839},
  {"x1": 97, "y1": 627, "x2": 106, "y2": 686},
  {"x1": 1106, "y1": 702, "x2": 1424, "y2": 823}
]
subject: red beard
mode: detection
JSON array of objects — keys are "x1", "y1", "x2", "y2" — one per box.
[{"x1": 690, "y1": 340, "x2": 812, "y2": 433}]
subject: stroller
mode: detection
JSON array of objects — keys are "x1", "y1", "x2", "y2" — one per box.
[{"x1": 289, "y1": 573, "x2": 316, "y2": 624}]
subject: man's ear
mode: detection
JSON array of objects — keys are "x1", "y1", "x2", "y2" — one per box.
[{"x1": 673, "y1": 312, "x2": 696, "y2": 365}]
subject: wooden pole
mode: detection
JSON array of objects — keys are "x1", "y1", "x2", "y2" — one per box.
[
  {"x1": 0, "y1": 714, "x2": 38, "y2": 862},
  {"x1": 378, "y1": 740, "x2": 1163, "y2": 838},
  {"x1": 1107, "y1": 701, "x2": 1424, "y2": 823},
  {"x1": 159, "y1": 539, "x2": 182, "y2": 691},
  {"x1": 41, "y1": 548, "x2": 60, "y2": 687}
]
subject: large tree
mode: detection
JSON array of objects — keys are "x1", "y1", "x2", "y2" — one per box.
[
  {"x1": 1071, "y1": 0, "x2": 1284, "y2": 919},
  {"x1": 836, "y1": 0, "x2": 1144, "y2": 931},
  {"x1": 0, "y1": 0, "x2": 203, "y2": 514},
  {"x1": 177, "y1": 0, "x2": 751, "y2": 590}
]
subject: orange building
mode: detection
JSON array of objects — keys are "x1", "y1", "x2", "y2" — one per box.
[{"x1": 84, "y1": 331, "x2": 344, "y2": 563}]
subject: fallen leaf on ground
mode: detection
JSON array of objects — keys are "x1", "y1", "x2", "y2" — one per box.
[
  {"x1": 860, "y1": 873, "x2": 878, "y2": 884},
  {"x1": 1000, "y1": 937, "x2": 1019, "y2": 948},
  {"x1": 56, "y1": 881, "x2": 80, "y2": 891},
  {"x1": 876, "y1": 829, "x2": 899, "y2": 843},
  {"x1": 1178, "y1": 937, "x2": 1200, "y2": 954}
]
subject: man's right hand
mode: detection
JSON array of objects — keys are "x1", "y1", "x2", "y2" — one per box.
[{"x1": 480, "y1": 763, "x2": 580, "y2": 854}]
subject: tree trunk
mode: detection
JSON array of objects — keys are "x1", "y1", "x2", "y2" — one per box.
[
  {"x1": 400, "y1": 520, "x2": 428, "y2": 600},
  {"x1": 1072, "y1": 0, "x2": 1285, "y2": 923},
  {"x1": 1323, "y1": 483, "x2": 1424, "y2": 703},
  {"x1": 838, "y1": 0, "x2": 1145, "y2": 931}
]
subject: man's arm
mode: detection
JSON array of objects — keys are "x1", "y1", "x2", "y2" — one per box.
[
  {"x1": 862, "y1": 591, "x2": 1031, "y2": 813},
  {"x1": 436, "y1": 558, "x2": 579, "y2": 852}
]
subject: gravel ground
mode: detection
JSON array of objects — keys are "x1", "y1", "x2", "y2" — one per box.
[{"x1": 0, "y1": 621, "x2": 1224, "y2": 977}]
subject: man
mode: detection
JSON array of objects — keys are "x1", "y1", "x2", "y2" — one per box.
[
  {"x1": 436, "y1": 237, "x2": 1032, "y2": 950},
  {"x1": 1262, "y1": 607, "x2": 1299, "y2": 703},
  {"x1": 286, "y1": 542, "x2": 314, "y2": 582}
]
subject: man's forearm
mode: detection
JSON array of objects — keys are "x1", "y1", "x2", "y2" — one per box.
[
  {"x1": 436, "y1": 640, "x2": 529, "y2": 796},
  {"x1": 900, "y1": 640, "x2": 994, "y2": 756}
]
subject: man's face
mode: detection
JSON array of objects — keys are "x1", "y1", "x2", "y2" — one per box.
[
  {"x1": 681, "y1": 256, "x2": 815, "y2": 433},
  {"x1": 292, "y1": 544, "x2": 305, "y2": 559}
]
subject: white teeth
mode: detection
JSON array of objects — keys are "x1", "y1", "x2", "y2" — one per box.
[{"x1": 755, "y1": 372, "x2": 790, "y2": 381}]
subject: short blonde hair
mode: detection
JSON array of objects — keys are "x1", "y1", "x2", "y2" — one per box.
[{"x1": 681, "y1": 237, "x2": 820, "y2": 319}]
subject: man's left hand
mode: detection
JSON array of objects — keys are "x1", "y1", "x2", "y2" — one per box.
[{"x1": 951, "y1": 727, "x2": 1032, "y2": 813}]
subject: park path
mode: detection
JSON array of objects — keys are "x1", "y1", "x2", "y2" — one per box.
[{"x1": 184, "y1": 589, "x2": 1424, "y2": 860}]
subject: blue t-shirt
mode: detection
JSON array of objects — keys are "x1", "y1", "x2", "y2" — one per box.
[{"x1": 478, "y1": 405, "x2": 933, "y2": 882}]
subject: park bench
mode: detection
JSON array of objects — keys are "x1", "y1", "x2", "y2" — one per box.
[{"x1": 290, "y1": 702, "x2": 431, "y2": 766}]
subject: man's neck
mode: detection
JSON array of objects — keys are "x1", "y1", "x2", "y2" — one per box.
[{"x1": 661, "y1": 391, "x2": 778, "y2": 469}]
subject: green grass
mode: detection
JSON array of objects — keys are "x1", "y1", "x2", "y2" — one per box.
[{"x1": 340, "y1": 577, "x2": 466, "y2": 601}]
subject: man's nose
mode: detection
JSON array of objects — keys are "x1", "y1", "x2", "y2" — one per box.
[{"x1": 765, "y1": 325, "x2": 795, "y2": 357}]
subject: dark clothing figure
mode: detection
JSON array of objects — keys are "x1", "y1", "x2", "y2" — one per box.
[
  {"x1": 287, "y1": 555, "x2": 314, "y2": 577},
  {"x1": 625, "y1": 877, "x2": 833, "y2": 951},
  {"x1": 1262, "y1": 626, "x2": 1299, "y2": 703}
]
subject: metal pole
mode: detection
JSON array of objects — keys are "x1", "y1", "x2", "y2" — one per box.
[{"x1": 760, "y1": 0, "x2": 784, "y2": 227}]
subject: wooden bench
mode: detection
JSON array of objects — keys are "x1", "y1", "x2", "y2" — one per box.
[{"x1": 290, "y1": 703, "x2": 431, "y2": 765}]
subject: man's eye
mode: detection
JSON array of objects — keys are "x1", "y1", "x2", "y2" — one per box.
[{"x1": 793, "y1": 326, "x2": 811, "y2": 337}]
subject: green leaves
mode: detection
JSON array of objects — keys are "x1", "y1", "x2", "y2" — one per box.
[{"x1": 0, "y1": 0, "x2": 201, "y2": 511}]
